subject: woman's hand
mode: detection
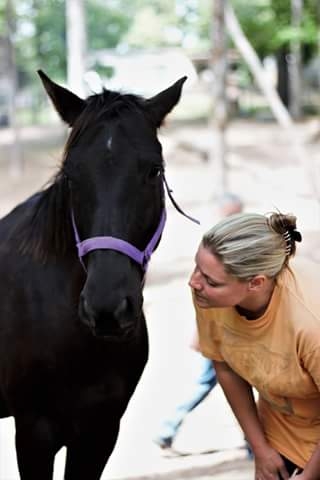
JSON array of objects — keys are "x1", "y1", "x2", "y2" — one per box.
[{"x1": 254, "y1": 445, "x2": 289, "y2": 479}]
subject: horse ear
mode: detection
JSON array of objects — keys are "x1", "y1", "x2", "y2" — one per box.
[
  {"x1": 146, "y1": 76, "x2": 187, "y2": 127},
  {"x1": 37, "y1": 70, "x2": 86, "y2": 126}
]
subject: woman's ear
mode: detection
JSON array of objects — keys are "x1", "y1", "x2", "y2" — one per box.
[{"x1": 248, "y1": 275, "x2": 266, "y2": 292}]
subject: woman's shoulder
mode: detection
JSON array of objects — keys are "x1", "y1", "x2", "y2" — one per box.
[{"x1": 280, "y1": 257, "x2": 320, "y2": 324}]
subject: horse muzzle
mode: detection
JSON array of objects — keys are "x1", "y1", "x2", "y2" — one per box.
[{"x1": 78, "y1": 293, "x2": 138, "y2": 339}]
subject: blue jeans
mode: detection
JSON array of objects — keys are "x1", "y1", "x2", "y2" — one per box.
[{"x1": 156, "y1": 356, "x2": 217, "y2": 443}]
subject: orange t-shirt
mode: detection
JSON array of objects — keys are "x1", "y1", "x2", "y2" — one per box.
[{"x1": 195, "y1": 258, "x2": 320, "y2": 468}]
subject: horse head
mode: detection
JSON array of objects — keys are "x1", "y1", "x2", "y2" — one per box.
[{"x1": 38, "y1": 70, "x2": 186, "y2": 340}]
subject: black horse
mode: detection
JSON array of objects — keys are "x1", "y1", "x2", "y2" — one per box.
[{"x1": 0, "y1": 71, "x2": 186, "y2": 479}]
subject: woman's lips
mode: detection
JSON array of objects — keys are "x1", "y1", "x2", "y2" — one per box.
[{"x1": 194, "y1": 293, "x2": 207, "y2": 303}]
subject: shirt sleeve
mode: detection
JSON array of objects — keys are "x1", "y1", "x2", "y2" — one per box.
[{"x1": 192, "y1": 295, "x2": 225, "y2": 362}]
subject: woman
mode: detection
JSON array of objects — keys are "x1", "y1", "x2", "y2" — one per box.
[
  {"x1": 153, "y1": 193, "x2": 252, "y2": 455},
  {"x1": 189, "y1": 211, "x2": 320, "y2": 479}
]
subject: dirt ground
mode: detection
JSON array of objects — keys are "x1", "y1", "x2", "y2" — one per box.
[
  {"x1": 1, "y1": 117, "x2": 319, "y2": 258},
  {"x1": 0, "y1": 124, "x2": 67, "y2": 218}
]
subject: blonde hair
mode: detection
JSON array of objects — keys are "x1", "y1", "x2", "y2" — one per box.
[{"x1": 202, "y1": 212, "x2": 301, "y2": 281}]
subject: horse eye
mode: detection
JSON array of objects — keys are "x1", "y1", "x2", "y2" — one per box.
[
  {"x1": 147, "y1": 166, "x2": 162, "y2": 182},
  {"x1": 62, "y1": 171, "x2": 72, "y2": 185}
]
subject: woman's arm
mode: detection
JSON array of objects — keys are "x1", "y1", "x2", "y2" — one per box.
[
  {"x1": 214, "y1": 360, "x2": 263, "y2": 450},
  {"x1": 214, "y1": 360, "x2": 289, "y2": 480}
]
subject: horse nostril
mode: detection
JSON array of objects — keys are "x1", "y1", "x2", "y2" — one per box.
[
  {"x1": 113, "y1": 297, "x2": 133, "y2": 330},
  {"x1": 79, "y1": 294, "x2": 94, "y2": 326},
  {"x1": 79, "y1": 294, "x2": 134, "y2": 336}
]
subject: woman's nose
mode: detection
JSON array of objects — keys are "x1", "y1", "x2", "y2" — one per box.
[{"x1": 189, "y1": 271, "x2": 202, "y2": 290}]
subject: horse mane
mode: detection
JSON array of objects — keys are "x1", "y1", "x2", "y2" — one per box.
[
  {"x1": 8, "y1": 173, "x2": 72, "y2": 263},
  {"x1": 10, "y1": 89, "x2": 149, "y2": 264}
]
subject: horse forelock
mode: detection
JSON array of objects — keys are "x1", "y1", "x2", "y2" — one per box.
[{"x1": 63, "y1": 89, "x2": 146, "y2": 159}]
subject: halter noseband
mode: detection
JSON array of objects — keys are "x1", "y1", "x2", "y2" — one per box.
[
  {"x1": 71, "y1": 174, "x2": 199, "y2": 272},
  {"x1": 72, "y1": 209, "x2": 166, "y2": 271}
]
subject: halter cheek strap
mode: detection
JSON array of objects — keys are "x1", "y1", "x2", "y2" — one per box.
[{"x1": 71, "y1": 174, "x2": 199, "y2": 272}]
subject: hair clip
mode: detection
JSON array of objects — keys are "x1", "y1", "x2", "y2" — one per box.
[
  {"x1": 290, "y1": 229, "x2": 302, "y2": 242},
  {"x1": 283, "y1": 230, "x2": 292, "y2": 256}
]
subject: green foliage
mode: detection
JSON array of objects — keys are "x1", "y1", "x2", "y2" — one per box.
[
  {"x1": 271, "y1": 0, "x2": 319, "y2": 48},
  {"x1": 14, "y1": 0, "x2": 66, "y2": 85},
  {"x1": 123, "y1": 0, "x2": 212, "y2": 51},
  {"x1": 175, "y1": 0, "x2": 211, "y2": 52},
  {"x1": 232, "y1": 0, "x2": 276, "y2": 57},
  {"x1": 0, "y1": 0, "x2": 319, "y2": 120},
  {"x1": 233, "y1": 0, "x2": 319, "y2": 57},
  {"x1": 0, "y1": 0, "x2": 5, "y2": 33},
  {"x1": 124, "y1": 6, "x2": 170, "y2": 48},
  {"x1": 87, "y1": 1, "x2": 131, "y2": 50}
]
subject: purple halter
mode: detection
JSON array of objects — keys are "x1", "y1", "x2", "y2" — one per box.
[
  {"x1": 71, "y1": 174, "x2": 199, "y2": 272},
  {"x1": 72, "y1": 209, "x2": 166, "y2": 271}
]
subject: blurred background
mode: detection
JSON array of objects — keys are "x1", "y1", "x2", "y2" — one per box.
[
  {"x1": 0, "y1": 1, "x2": 320, "y2": 479},
  {"x1": 0, "y1": 0, "x2": 320, "y2": 200}
]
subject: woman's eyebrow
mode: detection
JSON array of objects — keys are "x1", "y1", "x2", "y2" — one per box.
[
  {"x1": 199, "y1": 266, "x2": 225, "y2": 286},
  {"x1": 203, "y1": 273, "x2": 225, "y2": 286}
]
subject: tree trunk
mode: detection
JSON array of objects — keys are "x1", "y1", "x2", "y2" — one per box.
[
  {"x1": 225, "y1": 1, "x2": 292, "y2": 128},
  {"x1": 209, "y1": 0, "x2": 228, "y2": 196},
  {"x1": 289, "y1": 0, "x2": 303, "y2": 119},
  {"x1": 225, "y1": 0, "x2": 320, "y2": 205},
  {"x1": 66, "y1": 0, "x2": 87, "y2": 96},
  {"x1": 5, "y1": 0, "x2": 23, "y2": 178},
  {"x1": 276, "y1": 47, "x2": 290, "y2": 108},
  {"x1": 316, "y1": 0, "x2": 320, "y2": 89}
]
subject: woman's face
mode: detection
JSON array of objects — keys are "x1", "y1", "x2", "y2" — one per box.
[{"x1": 189, "y1": 243, "x2": 249, "y2": 309}]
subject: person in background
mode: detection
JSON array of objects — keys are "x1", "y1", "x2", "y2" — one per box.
[
  {"x1": 190, "y1": 210, "x2": 320, "y2": 478},
  {"x1": 153, "y1": 193, "x2": 252, "y2": 458}
]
